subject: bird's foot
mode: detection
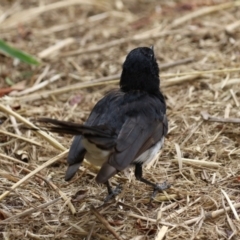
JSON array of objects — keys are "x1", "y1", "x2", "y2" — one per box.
[
  {"x1": 151, "y1": 181, "x2": 171, "y2": 199},
  {"x1": 104, "y1": 184, "x2": 122, "y2": 202}
]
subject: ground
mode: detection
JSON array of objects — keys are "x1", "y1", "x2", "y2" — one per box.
[{"x1": 0, "y1": 0, "x2": 240, "y2": 239}]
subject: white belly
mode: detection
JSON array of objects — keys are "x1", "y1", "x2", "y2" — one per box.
[
  {"x1": 133, "y1": 137, "x2": 164, "y2": 165},
  {"x1": 81, "y1": 138, "x2": 110, "y2": 166},
  {"x1": 82, "y1": 137, "x2": 164, "y2": 167}
]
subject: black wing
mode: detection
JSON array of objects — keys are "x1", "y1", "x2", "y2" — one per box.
[{"x1": 95, "y1": 113, "x2": 167, "y2": 184}]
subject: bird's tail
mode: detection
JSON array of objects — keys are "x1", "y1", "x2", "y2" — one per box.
[{"x1": 30, "y1": 118, "x2": 115, "y2": 139}]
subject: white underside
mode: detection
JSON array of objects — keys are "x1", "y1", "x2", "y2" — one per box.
[
  {"x1": 82, "y1": 138, "x2": 110, "y2": 166},
  {"x1": 82, "y1": 137, "x2": 164, "y2": 167},
  {"x1": 133, "y1": 137, "x2": 164, "y2": 165}
]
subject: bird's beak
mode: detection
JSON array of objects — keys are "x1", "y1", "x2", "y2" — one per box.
[{"x1": 150, "y1": 45, "x2": 154, "y2": 52}]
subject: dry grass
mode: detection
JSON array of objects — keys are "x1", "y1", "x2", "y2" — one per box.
[{"x1": 1, "y1": 0, "x2": 240, "y2": 239}]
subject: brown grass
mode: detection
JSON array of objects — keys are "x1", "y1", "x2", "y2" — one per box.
[{"x1": 1, "y1": 0, "x2": 240, "y2": 239}]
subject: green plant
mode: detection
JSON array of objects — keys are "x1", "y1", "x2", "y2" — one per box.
[{"x1": 0, "y1": 39, "x2": 40, "y2": 65}]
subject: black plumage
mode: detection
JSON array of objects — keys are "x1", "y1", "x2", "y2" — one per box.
[{"x1": 35, "y1": 47, "x2": 170, "y2": 200}]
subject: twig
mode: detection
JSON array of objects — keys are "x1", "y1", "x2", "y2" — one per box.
[
  {"x1": 4, "y1": 80, "x2": 119, "y2": 103},
  {"x1": 224, "y1": 103, "x2": 231, "y2": 119},
  {"x1": 214, "y1": 78, "x2": 240, "y2": 89},
  {"x1": 86, "y1": 222, "x2": 96, "y2": 240},
  {"x1": 15, "y1": 165, "x2": 49, "y2": 182},
  {"x1": 0, "y1": 138, "x2": 16, "y2": 147},
  {"x1": 38, "y1": 38, "x2": 76, "y2": 59},
  {"x1": 128, "y1": 213, "x2": 156, "y2": 223},
  {"x1": 0, "y1": 103, "x2": 66, "y2": 151},
  {"x1": 26, "y1": 231, "x2": 55, "y2": 239},
  {"x1": 0, "y1": 197, "x2": 61, "y2": 223},
  {"x1": 0, "y1": 0, "x2": 110, "y2": 29},
  {"x1": 0, "y1": 150, "x2": 76, "y2": 218},
  {"x1": 185, "y1": 202, "x2": 240, "y2": 226},
  {"x1": 69, "y1": 223, "x2": 109, "y2": 240},
  {"x1": 191, "y1": 208, "x2": 205, "y2": 240},
  {"x1": 6, "y1": 105, "x2": 21, "y2": 135},
  {"x1": 0, "y1": 129, "x2": 43, "y2": 147},
  {"x1": 0, "y1": 2, "x2": 19, "y2": 24},
  {"x1": 163, "y1": 68, "x2": 240, "y2": 77},
  {"x1": 157, "y1": 202, "x2": 179, "y2": 222},
  {"x1": 225, "y1": 19, "x2": 240, "y2": 34},
  {"x1": 79, "y1": 73, "x2": 120, "y2": 83},
  {"x1": 184, "y1": 216, "x2": 201, "y2": 226},
  {"x1": 128, "y1": 213, "x2": 176, "y2": 227},
  {"x1": 171, "y1": 158, "x2": 221, "y2": 168},
  {"x1": 160, "y1": 57, "x2": 194, "y2": 69},
  {"x1": 181, "y1": 121, "x2": 203, "y2": 147},
  {"x1": 206, "y1": 202, "x2": 240, "y2": 219},
  {"x1": 221, "y1": 189, "x2": 240, "y2": 221},
  {"x1": 11, "y1": 73, "x2": 64, "y2": 97},
  {"x1": 201, "y1": 111, "x2": 240, "y2": 123},
  {"x1": 155, "y1": 226, "x2": 168, "y2": 240},
  {"x1": 14, "y1": 165, "x2": 76, "y2": 214},
  {"x1": 0, "y1": 150, "x2": 68, "y2": 201},
  {"x1": 226, "y1": 212, "x2": 237, "y2": 239},
  {"x1": 46, "y1": 178, "x2": 76, "y2": 214},
  {"x1": 61, "y1": 38, "x2": 130, "y2": 57},
  {"x1": 37, "y1": 12, "x2": 109, "y2": 35},
  {"x1": 165, "y1": 197, "x2": 201, "y2": 221},
  {"x1": 33, "y1": 65, "x2": 50, "y2": 86},
  {"x1": 230, "y1": 89, "x2": 239, "y2": 107},
  {"x1": 153, "y1": 194, "x2": 180, "y2": 202},
  {"x1": 90, "y1": 206, "x2": 122, "y2": 240},
  {"x1": 171, "y1": 2, "x2": 240, "y2": 28},
  {"x1": 162, "y1": 74, "x2": 202, "y2": 87},
  {"x1": 0, "y1": 153, "x2": 29, "y2": 166},
  {"x1": 175, "y1": 143, "x2": 182, "y2": 172},
  {"x1": 61, "y1": 30, "x2": 182, "y2": 57},
  {"x1": 0, "y1": 169, "x2": 20, "y2": 183}
]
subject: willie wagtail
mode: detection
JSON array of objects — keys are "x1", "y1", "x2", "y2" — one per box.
[{"x1": 34, "y1": 46, "x2": 170, "y2": 201}]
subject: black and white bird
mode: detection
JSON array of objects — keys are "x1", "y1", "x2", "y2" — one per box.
[{"x1": 35, "y1": 46, "x2": 170, "y2": 201}]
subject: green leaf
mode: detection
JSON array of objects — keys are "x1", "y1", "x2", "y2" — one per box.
[
  {"x1": 0, "y1": 39, "x2": 40, "y2": 65},
  {"x1": 5, "y1": 77, "x2": 14, "y2": 86}
]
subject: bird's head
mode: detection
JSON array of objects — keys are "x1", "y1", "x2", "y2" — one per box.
[{"x1": 120, "y1": 46, "x2": 160, "y2": 94}]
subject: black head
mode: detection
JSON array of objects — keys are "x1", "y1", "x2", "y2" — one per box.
[{"x1": 120, "y1": 47, "x2": 160, "y2": 94}]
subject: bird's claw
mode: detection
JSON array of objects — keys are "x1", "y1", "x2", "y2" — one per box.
[
  {"x1": 104, "y1": 184, "x2": 122, "y2": 202},
  {"x1": 151, "y1": 181, "x2": 171, "y2": 199}
]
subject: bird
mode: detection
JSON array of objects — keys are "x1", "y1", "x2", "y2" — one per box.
[{"x1": 34, "y1": 46, "x2": 170, "y2": 201}]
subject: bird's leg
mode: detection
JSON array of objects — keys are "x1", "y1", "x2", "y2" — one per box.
[
  {"x1": 135, "y1": 163, "x2": 171, "y2": 199},
  {"x1": 104, "y1": 181, "x2": 122, "y2": 202}
]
